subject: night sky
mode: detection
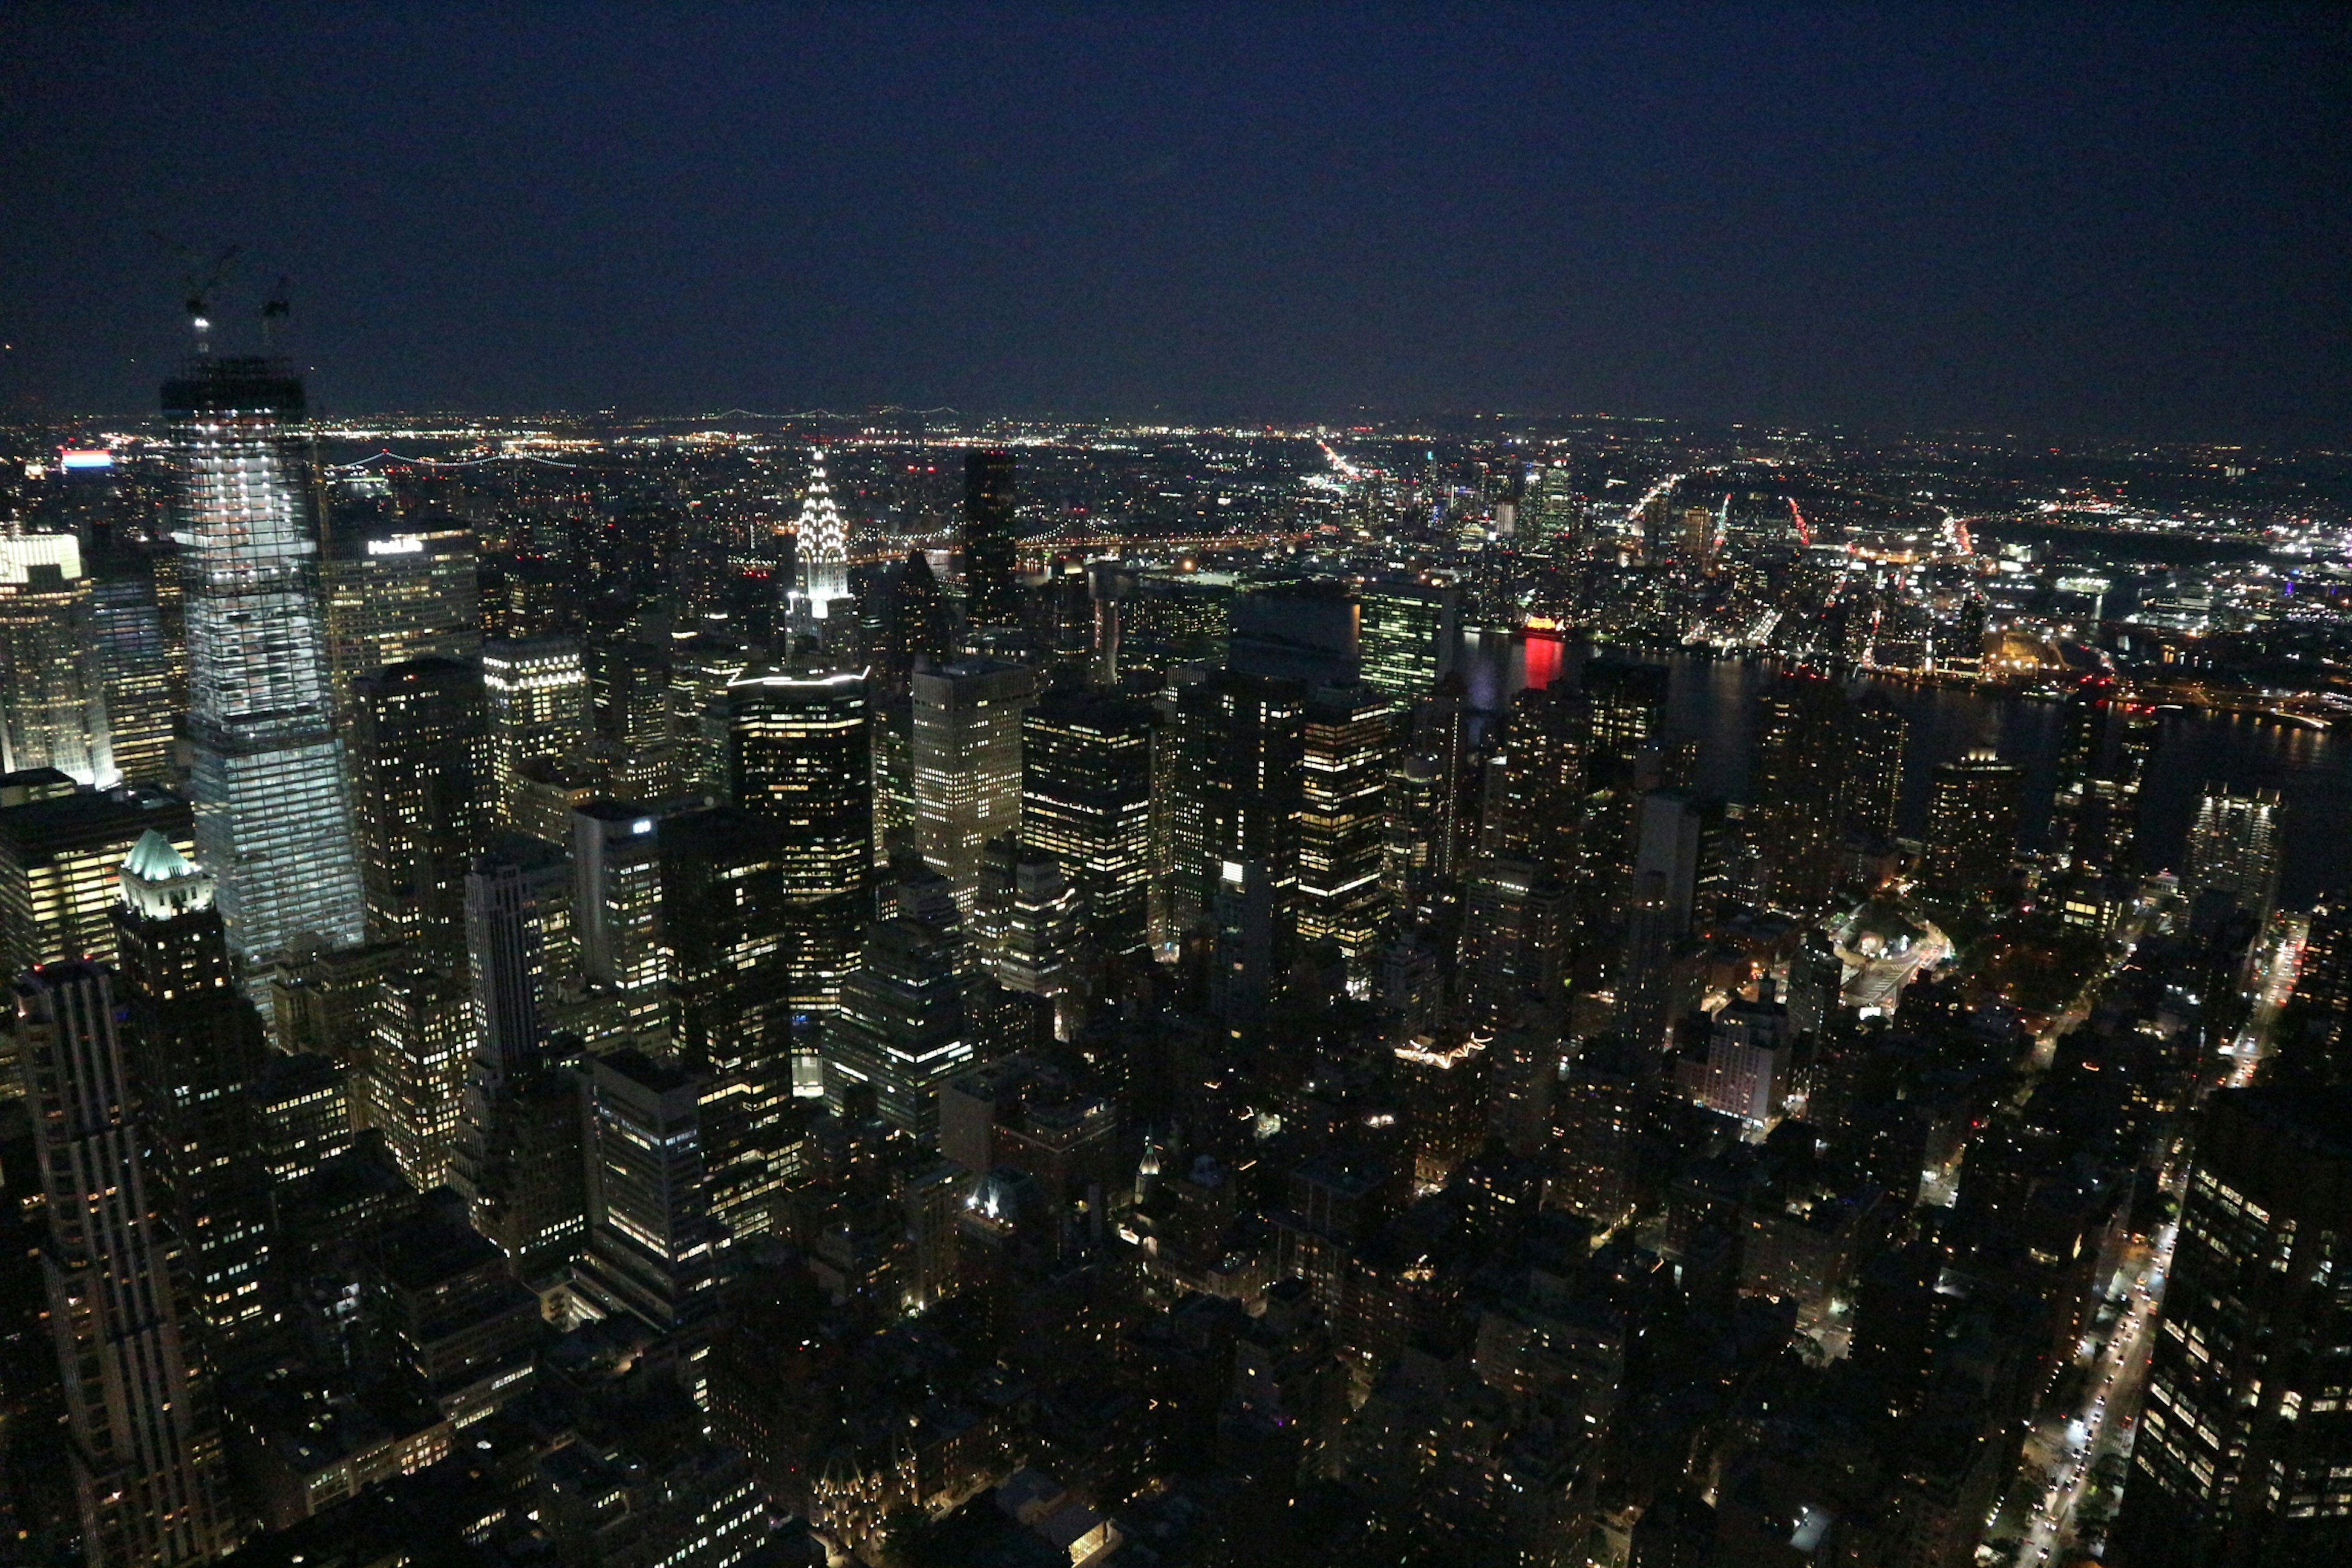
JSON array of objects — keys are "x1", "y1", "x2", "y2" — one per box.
[{"x1": 2, "y1": 4, "x2": 2346, "y2": 438}]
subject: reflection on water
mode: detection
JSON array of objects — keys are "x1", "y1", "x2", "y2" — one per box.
[{"x1": 1458, "y1": 632, "x2": 2351, "y2": 903}]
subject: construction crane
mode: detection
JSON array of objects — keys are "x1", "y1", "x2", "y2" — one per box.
[
  {"x1": 149, "y1": 233, "x2": 240, "y2": 353},
  {"x1": 260, "y1": 276, "x2": 291, "y2": 347}
]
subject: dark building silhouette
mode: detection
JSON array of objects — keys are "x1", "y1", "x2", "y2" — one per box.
[{"x1": 962, "y1": 449, "x2": 1021, "y2": 630}]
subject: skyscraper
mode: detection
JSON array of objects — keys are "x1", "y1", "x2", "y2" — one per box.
[
  {"x1": 164, "y1": 358, "x2": 366, "y2": 970},
  {"x1": 2114, "y1": 1086, "x2": 2352, "y2": 1566},
  {"x1": 912, "y1": 656, "x2": 1036, "y2": 910},
  {"x1": 962, "y1": 449, "x2": 1021, "y2": 630},
  {"x1": 0, "y1": 533, "x2": 115, "y2": 786},
  {"x1": 364, "y1": 964, "x2": 477, "y2": 1193},
  {"x1": 1021, "y1": 688, "x2": 1156, "y2": 963},
  {"x1": 1357, "y1": 582, "x2": 1457, "y2": 700},
  {"x1": 320, "y1": 527, "x2": 481, "y2": 712},
  {"x1": 728, "y1": 666, "x2": 874, "y2": 1015},
  {"x1": 22, "y1": 960, "x2": 232, "y2": 1564},
  {"x1": 822, "y1": 914, "x2": 969, "y2": 1139},
  {"x1": 2052, "y1": 679, "x2": 2159, "y2": 875},
  {"x1": 1919, "y1": 748, "x2": 2025, "y2": 897},
  {"x1": 111, "y1": 833, "x2": 276, "y2": 1358},
  {"x1": 0, "y1": 782, "x2": 194, "y2": 978},
  {"x1": 89, "y1": 555, "x2": 176, "y2": 786},
  {"x1": 2182, "y1": 785, "x2": 2284, "y2": 918},
  {"x1": 347, "y1": 655, "x2": 489, "y2": 961},
  {"x1": 1746, "y1": 668, "x2": 1850, "y2": 911},
  {"x1": 1847, "y1": 692, "x2": 1909, "y2": 839},
  {"x1": 572, "y1": 801, "x2": 670, "y2": 1047},
  {"x1": 581, "y1": 1049, "x2": 718, "y2": 1333},
  {"x1": 1296, "y1": 680, "x2": 1396, "y2": 979},
  {"x1": 482, "y1": 634, "x2": 592, "y2": 822},
  {"x1": 790, "y1": 453, "x2": 850, "y2": 623}
]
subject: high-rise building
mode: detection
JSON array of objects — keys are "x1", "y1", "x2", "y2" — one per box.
[
  {"x1": 1847, "y1": 692, "x2": 1908, "y2": 839},
  {"x1": 1619, "y1": 792, "x2": 1728, "y2": 1050},
  {"x1": 165, "y1": 358, "x2": 367, "y2": 971},
  {"x1": 320, "y1": 527, "x2": 481, "y2": 712},
  {"x1": 1919, "y1": 749, "x2": 2026, "y2": 898},
  {"x1": 572, "y1": 802, "x2": 670, "y2": 1047},
  {"x1": 111, "y1": 832, "x2": 276, "y2": 1357},
  {"x1": 482, "y1": 634, "x2": 592, "y2": 822},
  {"x1": 348, "y1": 655, "x2": 489, "y2": 960},
  {"x1": 0, "y1": 782, "x2": 194, "y2": 978},
  {"x1": 1021, "y1": 689, "x2": 1156, "y2": 963},
  {"x1": 2182, "y1": 786, "x2": 2284, "y2": 918},
  {"x1": 912, "y1": 657, "x2": 1036, "y2": 910},
  {"x1": 1229, "y1": 581, "x2": 1360, "y2": 686},
  {"x1": 1479, "y1": 683, "x2": 1583, "y2": 876},
  {"x1": 1357, "y1": 582, "x2": 1457, "y2": 699},
  {"x1": 961, "y1": 449, "x2": 1021, "y2": 630},
  {"x1": 580, "y1": 1049, "x2": 718, "y2": 1333},
  {"x1": 2050, "y1": 679, "x2": 2160, "y2": 876},
  {"x1": 1746, "y1": 669, "x2": 1852, "y2": 910},
  {"x1": 790, "y1": 453, "x2": 850, "y2": 623},
  {"x1": 1456, "y1": 856, "x2": 1567, "y2": 1030},
  {"x1": 2113, "y1": 1086, "x2": 2352, "y2": 1566},
  {"x1": 462, "y1": 836, "x2": 567, "y2": 1084},
  {"x1": 883, "y1": 549, "x2": 951, "y2": 687},
  {"x1": 364, "y1": 964, "x2": 477, "y2": 1193},
  {"x1": 89, "y1": 556, "x2": 177, "y2": 785},
  {"x1": 973, "y1": 838, "x2": 1085, "y2": 1030},
  {"x1": 822, "y1": 914, "x2": 970, "y2": 1140},
  {"x1": 1296, "y1": 680, "x2": 1396, "y2": 978},
  {"x1": 21, "y1": 960, "x2": 232, "y2": 1564},
  {"x1": 666, "y1": 628, "x2": 761, "y2": 794},
  {"x1": 0, "y1": 533, "x2": 115, "y2": 785},
  {"x1": 728, "y1": 666, "x2": 874, "y2": 1015}
]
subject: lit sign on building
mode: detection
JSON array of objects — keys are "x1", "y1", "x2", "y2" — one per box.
[
  {"x1": 58, "y1": 449, "x2": 114, "y2": 470},
  {"x1": 366, "y1": 535, "x2": 428, "y2": 556}
]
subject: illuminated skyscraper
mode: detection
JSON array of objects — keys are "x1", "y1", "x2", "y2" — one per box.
[
  {"x1": 112, "y1": 834, "x2": 275, "y2": 1357},
  {"x1": 573, "y1": 802, "x2": 670, "y2": 1048},
  {"x1": 320, "y1": 527, "x2": 481, "y2": 712},
  {"x1": 962, "y1": 449, "x2": 1021, "y2": 630},
  {"x1": 89, "y1": 556, "x2": 175, "y2": 785},
  {"x1": 2182, "y1": 785, "x2": 2284, "y2": 918},
  {"x1": 0, "y1": 533, "x2": 115, "y2": 785},
  {"x1": 22, "y1": 959, "x2": 232, "y2": 1564},
  {"x1": 822, "y1": 913, "x2": 969, "y2": 1139},
  {"x1": 1357, "y1": 582, "x2": 1456, "y2": 699},
  {"x1": 1021, "y1": 689, "x2": 1156, "y2": 962},
  {"x1": 913, "y1": 656, "x2": 1035, "y2": 910},
  {"x1": 1846, "y1": 691, "x2": 1908, "y2": 839},
  {"x1": 729, "y1": 667, "x2": 874, "y2": 1015},
  {"x1": 164, "y1": 358, "x2": 366, "y2": 969},
  {"x1": 364, "y1": 964, "x2": 477, "y2": 1192},
  {"x1": 1919, "y1": 748, "x2": 2025, "y2": 898},
  {"x1": 348, "y1": 656, "x2": 489, "y2": 961},
  {"x1": 790, "y1": 453, "x2": 850, "y2": 622},
  {"x1": 1296, "y1": 680, "x2": 1396, "y2": 977},
  {"x1": 482, "y1": 634, "x2": 592, "y2": 822},
  {"x1": 2051, "y1": 682, "x2": 2158, "y2": 875}
]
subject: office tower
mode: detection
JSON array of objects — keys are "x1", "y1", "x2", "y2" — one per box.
[
  {"x1": 912, "y1": 657, "x2": 1036, "y2": 910},
  {"x1": 1021, "y1": 688, "x2": 1156, "y2": 962},
  {"x1": 364, "y1": 965, "x2": 476, "y2": 1193},
  {"x1": 464, "y1": 846, "x2": 552, "y2": 1079},
  {"x1": 319, "y1": 527, "x2": 481, "y2": 711},
  {"x1": 1227, "y1": 581, "x2": 1360, "y2": 685},
  {"x1": 1480, "y1": 684, "x2": 1583, "y2": 875},
  {"x1": 1680, "y1": 503, "x2": 1715, "y2": 562},
  {"x1": 1525, "y1": 464, "x2": 1583, "y2": 565},
  {"x1": 266, "y1": 937, "x2": 402, "y2": 1070},
  {"x1": 2182, "y1": 786, "x2": 2284, "y2": 918},
  {"x1": 0, "y1": 782, "x2": 194, "y2": 977},
  {"x1": 111, "y1": 834, "x2": 276, "y2": 1358},
  {"x1": 822, "y1": 914, "x2": 970, "y2": 1139},
  {"x1": 1383, "y1": 751, "x2": 1450, "y2": 910},
  {"x1": 1918, "y1": 749, "x2": 2026, "y2": 897},
  {"x1": 2113, "y1": 1086, "x2": 2352, "y2": 1566},
  {"x1": 790, "y1": 453, "x2": 850, "y2": 622},
  {"x1": 1746, "y1": 669, "x2": 1852, "y2": 910},
  {"x1": 729, "y1": 667, "x2": 874, "y2": 1014},
  {"x1": 89, "y1": 557, "x2": 175, "y2": 785},
  {"x1": 1847, "y1": 692, "x2": 1908, "y2": 838},
  {"x1": 590, "y1": 638, "x2": 678, "y2": 798},
  {"x1": 884, "y1": 549, "x2": 951, "y2": 685},
  {"x1": 1169, "y1": 669, "x2": 1306, "y2": 944},
  {"x1": 254, "y1": 1050, "x2": 355, "y2": 1185},
  {"x1": 20, "y1": 960, "x2": 232, "y2": 1564},
  {"x1": 974, "y1": 839, "x2": 1085, "y2": 1028},
  {"x1": 2051, "y1": 680, "x2": 2159, "y2": 875},
  {"x1": 1404, "y1": 673, "x2": 1474, "y2": 883},
  {"x1": 1358, "y1": 582, "x2": 1457, "y2": 699},
  {"x1": 573, "y1": 802, "x2": 669, "y2": 1047},
  {"x1": 482, "y1": 634, "x2": 592, "y2": 821},
  {"x1": 581, "y1": 1049, "x2": 718, "y2": 1332},
  {"x1": 1582, "y1": 657, "x2": 1668, "y2": 763},
  {"x1": 666, "y1": 628, "x2": 760, "y2": 793},
  {"x1": 164, "y1": 358, "x2": 367, "y2": 970},
  {"x1": 962, "y1": 449, "x2": 1021, "y2": 630},
  {"x1": 348, "y1": 656, "x2": 489, "y2": 960},
  {"x1": 660, "y1": 807, "x2": 797, "y2": 1239},
  {"x1": 0, "y1": 534, "x2": 115, "y2": 785},
  {"x1": 1456, "y1": 857, "x2": 1567, "y2": 1030},
  {"x1": 1296, "y1": 680, "x2": 1396, "y2": 979}
]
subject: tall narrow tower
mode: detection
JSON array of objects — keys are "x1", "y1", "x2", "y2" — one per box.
[
  {"x1": 163, "y1": 358, "x2": 364, "y2": 970},
  {"x1": 791, "y1": 452, "x2": 849, "y2": 621},
  {"x1": 23, "y1": 960, "x2": 233, "y2": 1564}
]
